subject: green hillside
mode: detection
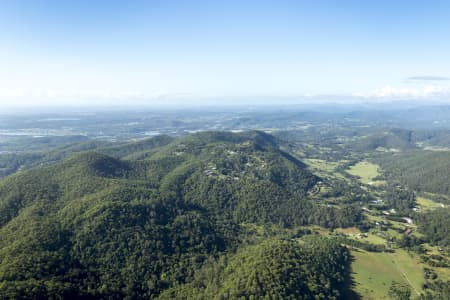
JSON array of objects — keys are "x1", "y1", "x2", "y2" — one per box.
[
  {"x1": 0, "y1": 131, "x2": 359, "y2": 299},
  {"x1": 352, "y1": 128, "x2": 416, "y2": 151},
  {"x1": 0, "y1": 135, "x2": 174, "y2": 178},
  {"x1": 375, "y1": 150, "x2": 450, "y2": 197},
  {"x1": 159, "y1": 237, "x2": 351, "y2": 300}
]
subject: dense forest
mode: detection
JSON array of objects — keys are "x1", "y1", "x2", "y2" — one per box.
[
  {"x1": 416, "y1": 208, "x2": 450, "y2": 248},
  {"x1": 1, "y1": 129, "x2": 450, "y2": 298},
  {"x1": 375, "y1": 151, "x2": 450, "y2": 197},
  {"x1": 0, "y1": 131, "x2": 360, "y2": 298},
  {"x1": 159, "y1": 237, "x2": 351, "y2": 300},
  {"x1": 0, "y1": 135, "x2": 174, "y2": 177},
  {"x1": 351, "y1": 128, "x2": 416, "y2": 151}
]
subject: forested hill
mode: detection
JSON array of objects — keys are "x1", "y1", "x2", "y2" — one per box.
[
  {"x1": 159, "y1": 237, "x2": 352, "y2": 299},
  {"x1": 351, "y1": 128, "x2": 416, "y2": 151},
  {"x1": 0, "y1": 134, "x2": 175, "y2": 177},
  {"x1": 375, "y1": 150, "x2": 450, "y2": 197},
  {"x1": 0, "y1": 131, "x2": 319, "y2": 227},
  {"x1": 0, "y1": 131, "x2": 355, "y2": 298}
]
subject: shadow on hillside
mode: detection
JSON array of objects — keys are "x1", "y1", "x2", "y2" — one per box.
[{"x1": 341, "y1": 251, "x2": 362, "y2": 300}]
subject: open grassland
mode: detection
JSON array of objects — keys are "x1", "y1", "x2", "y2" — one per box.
[
  {"x1": 334, "y1": 227, "x2": 361, "y2": 235},
  {"x1": 365, "y1": 214, "x2": 383, "y2": 222},
  {"x1": 417, "y1": 196, "x2": 446, "y2": 210},
  {"x1": 303, "y1": 158, "x2": 348, "y2": 181},
  {"x1": 299, "y1": 224, "x2": 448, "y2": 300},
  {"x1": 352, "y1": 249, "x2": 424, "y2": 299},
  {"x1": 347, "y1": 161, "x2": 382, "y2": 185},
  {"x1": 386, "y1": 228, "x2": 404, "y2": 239},
  {"x1": 344, "y1": 231, "x2": 387, "y2": 246},
  {"x1": 304, "y1": 158, "x2": 338, "y2": 172},
  {"x1": 364, "y1": 233, "x2": 389, "y2": 245}
]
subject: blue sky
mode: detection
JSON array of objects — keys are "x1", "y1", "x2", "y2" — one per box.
[{"x1": 1, "y1": 0, "x2": 450, "y2": 106}]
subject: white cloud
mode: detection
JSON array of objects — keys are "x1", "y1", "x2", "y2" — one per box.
[{"x1": 354, "y1": 85, "x2": 450, "y2": 99}]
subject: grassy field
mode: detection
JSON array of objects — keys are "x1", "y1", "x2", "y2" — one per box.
[
  {"x1": 334, "y1": 227, "x2": 361, "y2": 235},
  {"x1": 347, "y1": 161, "x2": 382, "y2": 184},
  {"x1": 386, "y1": 228, "x2": 404, "y2": 239},
  {"x1": 304, "y1": 158, "x2": 338, "y2": 171},
  {"x1": 344, "y1": 231, "x2": 387, "y2": 245},
  {"x1": 364, "y1": 233, "x2": 388, "y2": 245},
  {"x1": 365, "y1": 214, "x2": 383, "y2": 222},
  {"x1": 352, "y1": 248, "x2": 424, "y2": 299},
  {"x1": 298, "y1": 224, "x2": 449, "y2": 299},
  {"x1": 303, "y1": 158, "x2": 348, "y2": 180},
  {"x1": 416, "y1": 196, "x2": 445, "y2": 210}
]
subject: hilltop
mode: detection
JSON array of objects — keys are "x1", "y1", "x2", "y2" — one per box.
[{"x1": 0, "y1": 131, "x2": 357, "y2": 298}]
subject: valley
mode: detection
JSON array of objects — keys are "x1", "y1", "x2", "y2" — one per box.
[
  {"x1": 3, "y1": 1, "x2": 450, "y2": 298},
  {"x1": 0, "y1": 109, "x2": 449, "y2": 299}
]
